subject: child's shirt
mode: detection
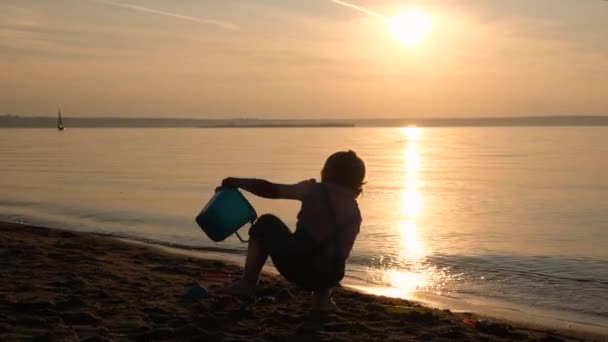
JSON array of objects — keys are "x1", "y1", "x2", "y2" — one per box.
[{"x1": 291, "y1": 180, "x2": 362, "y2": 260}]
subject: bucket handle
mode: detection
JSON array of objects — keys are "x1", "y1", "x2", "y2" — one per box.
[
  {"x1": 235, "y1": 220, "x2": 254, "y2": 243},
  {"x1": 235, "y1": 231, "x2": 248, "y2": 243}
]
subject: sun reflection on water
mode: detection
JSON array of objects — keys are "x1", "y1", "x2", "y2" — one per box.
[
  {"x1": 383, "y1": 127, "x2": 433, "y2": 297},
  {"x1": 362, "y1": 127, "x2": 452, "y2": 299}
]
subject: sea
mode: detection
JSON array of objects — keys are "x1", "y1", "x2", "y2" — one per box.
[{"x1": 1, "y1": 127, "x2": 606, "y2": 332}]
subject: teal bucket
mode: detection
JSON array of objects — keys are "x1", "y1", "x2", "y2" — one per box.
[{"x1": 195, "y1": 188, "x2": 257, "y2": 242}]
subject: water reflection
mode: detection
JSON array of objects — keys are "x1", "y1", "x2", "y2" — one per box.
[
  {"x1": 383, "y1": 127, "x2": 430, "y2": 296},
  {"x1": 399, "y1": 127, "x2": 424, "y2": 257}
]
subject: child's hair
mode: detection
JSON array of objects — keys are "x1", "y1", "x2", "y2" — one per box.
[{"x1": 321, "y1": 150, "x2": 366, "y2": 194}]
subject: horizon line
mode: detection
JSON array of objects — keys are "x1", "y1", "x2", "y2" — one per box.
[{"x1": 2, "y1": 114, "x2": 608, "y2": 121}]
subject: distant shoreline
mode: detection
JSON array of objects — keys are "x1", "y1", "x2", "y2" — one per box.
[
  {"x1": 199, "y1": 123, "x2": 356, "y2": 128},
  {"x1": 1, "y1": 115, "x2": 608, "y2": 128}
]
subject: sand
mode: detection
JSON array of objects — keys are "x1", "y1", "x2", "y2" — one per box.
[{"x1": 0, "y1": 222, "x2": 605, "y2": 341}]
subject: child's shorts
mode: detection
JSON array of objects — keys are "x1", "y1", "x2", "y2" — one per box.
[{"x1": 249, "y1": 214, "x2": 343, "y2": 290}]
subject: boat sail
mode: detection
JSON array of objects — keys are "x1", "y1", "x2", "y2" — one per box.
[{"x1": 57, "y1": 107, "x2": 64, "y2": 131}]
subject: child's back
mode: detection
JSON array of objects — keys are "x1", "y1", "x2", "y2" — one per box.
[{"x1": 296, "y1": 181, "x2": 361, "y2": 260}]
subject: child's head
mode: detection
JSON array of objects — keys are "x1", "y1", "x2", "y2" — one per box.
[{"x1": 321, "y1": 150, "x2": 366, "y2": 195}]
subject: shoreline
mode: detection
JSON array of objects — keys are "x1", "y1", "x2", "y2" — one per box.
[
  {"x1": 1, "y1": 221, "x2": 606, "y2": 341},
  {"x1": 5, "y1": 216, "x2": 602, "y2": 332},
  {"x1": 123, "y1": 236, "x2": 608, "y2": 336}
]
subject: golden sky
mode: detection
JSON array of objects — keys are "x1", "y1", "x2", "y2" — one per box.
[{"x1": 1, "y1": 0, "x2": 607, "y2": 118}]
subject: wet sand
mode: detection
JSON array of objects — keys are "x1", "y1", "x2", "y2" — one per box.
[{"x1": 0, "y1": 222, "x2": 605, "y2": 341}]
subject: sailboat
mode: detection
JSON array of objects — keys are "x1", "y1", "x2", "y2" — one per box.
[{"x1": 57, "y1": 107, "x2": 64, "y2": 131}]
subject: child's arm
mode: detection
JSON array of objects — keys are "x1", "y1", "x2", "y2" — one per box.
[{"x1": 222, "y1": 177, "x2": 314, "y2": 200}]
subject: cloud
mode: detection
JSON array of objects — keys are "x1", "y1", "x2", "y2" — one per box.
[
  {"x1": 329, "y1": 0, "x2": 389, "y2": 21},
  {"x1": 93, "y1": 0, "x2": 238, "y2": 30}
]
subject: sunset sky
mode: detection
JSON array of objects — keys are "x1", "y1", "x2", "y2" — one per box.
[{"x1": 1, "y1": 0, "x2": 607, "y2": 118}]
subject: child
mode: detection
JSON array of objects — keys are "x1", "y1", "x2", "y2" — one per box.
[{"x1": 221, "y1": 150, "x2": 365, "y2": 312}]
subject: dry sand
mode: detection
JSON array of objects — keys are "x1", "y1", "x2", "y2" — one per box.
[{"x1": 1, "y1": 222, "x2": 605, "y2": 341}]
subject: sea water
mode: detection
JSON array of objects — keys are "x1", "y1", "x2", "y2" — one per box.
[{"x1": 1, "y1": 127, "x2": 606, "y2": 331}]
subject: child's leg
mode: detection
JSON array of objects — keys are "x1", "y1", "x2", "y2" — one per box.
[
  {"x1": 242, "y1": 237, "x2": 269, "y2": 288},
  {"x1": 226, "y1": 214, "x2": 291, "y2": 297},
  {"x1": 225, "y1": 237, "x2": 268, "y2": 297},
  {"x1": 311, "y1": 288, "x2": 336, "y2": 312}
]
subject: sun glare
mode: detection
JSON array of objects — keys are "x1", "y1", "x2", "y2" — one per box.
[{"x1": 390, "y1": 9, "x2": 432, "y2": 45}]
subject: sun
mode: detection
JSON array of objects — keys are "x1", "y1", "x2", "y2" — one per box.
[{"x1": 390, "y1": 9, "x2": 432, "y2": 45}]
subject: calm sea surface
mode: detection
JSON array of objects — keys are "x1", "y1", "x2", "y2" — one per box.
[{"x1": 1, "y1": 127, "x2": 606, "y2": 330}]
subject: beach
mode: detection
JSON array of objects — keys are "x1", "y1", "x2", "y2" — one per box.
[
  {"x1": 1, "y1": 222, "x2": 604, "y2": 341},
  {"x1": 3, "y1": 0, "x2": 607, "y2": 339},
  {"x1": 2, "y1": 127, "x2": 606, "y2": 329}
]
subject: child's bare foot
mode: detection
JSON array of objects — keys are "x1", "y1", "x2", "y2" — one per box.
[
  {"x1": 311, "y1": 297, "x2": 337, "y2": 313},
  {"x1": 223, "y1": 280, "x2": 256, "y2": 299},
  {"x1": 311, "y1": 288, "x2": 335, "y2": 313}
]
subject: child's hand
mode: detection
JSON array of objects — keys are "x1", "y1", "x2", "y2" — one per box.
[{"x1": 221, "y1": 177, "x2": 240, "y2": 189}]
